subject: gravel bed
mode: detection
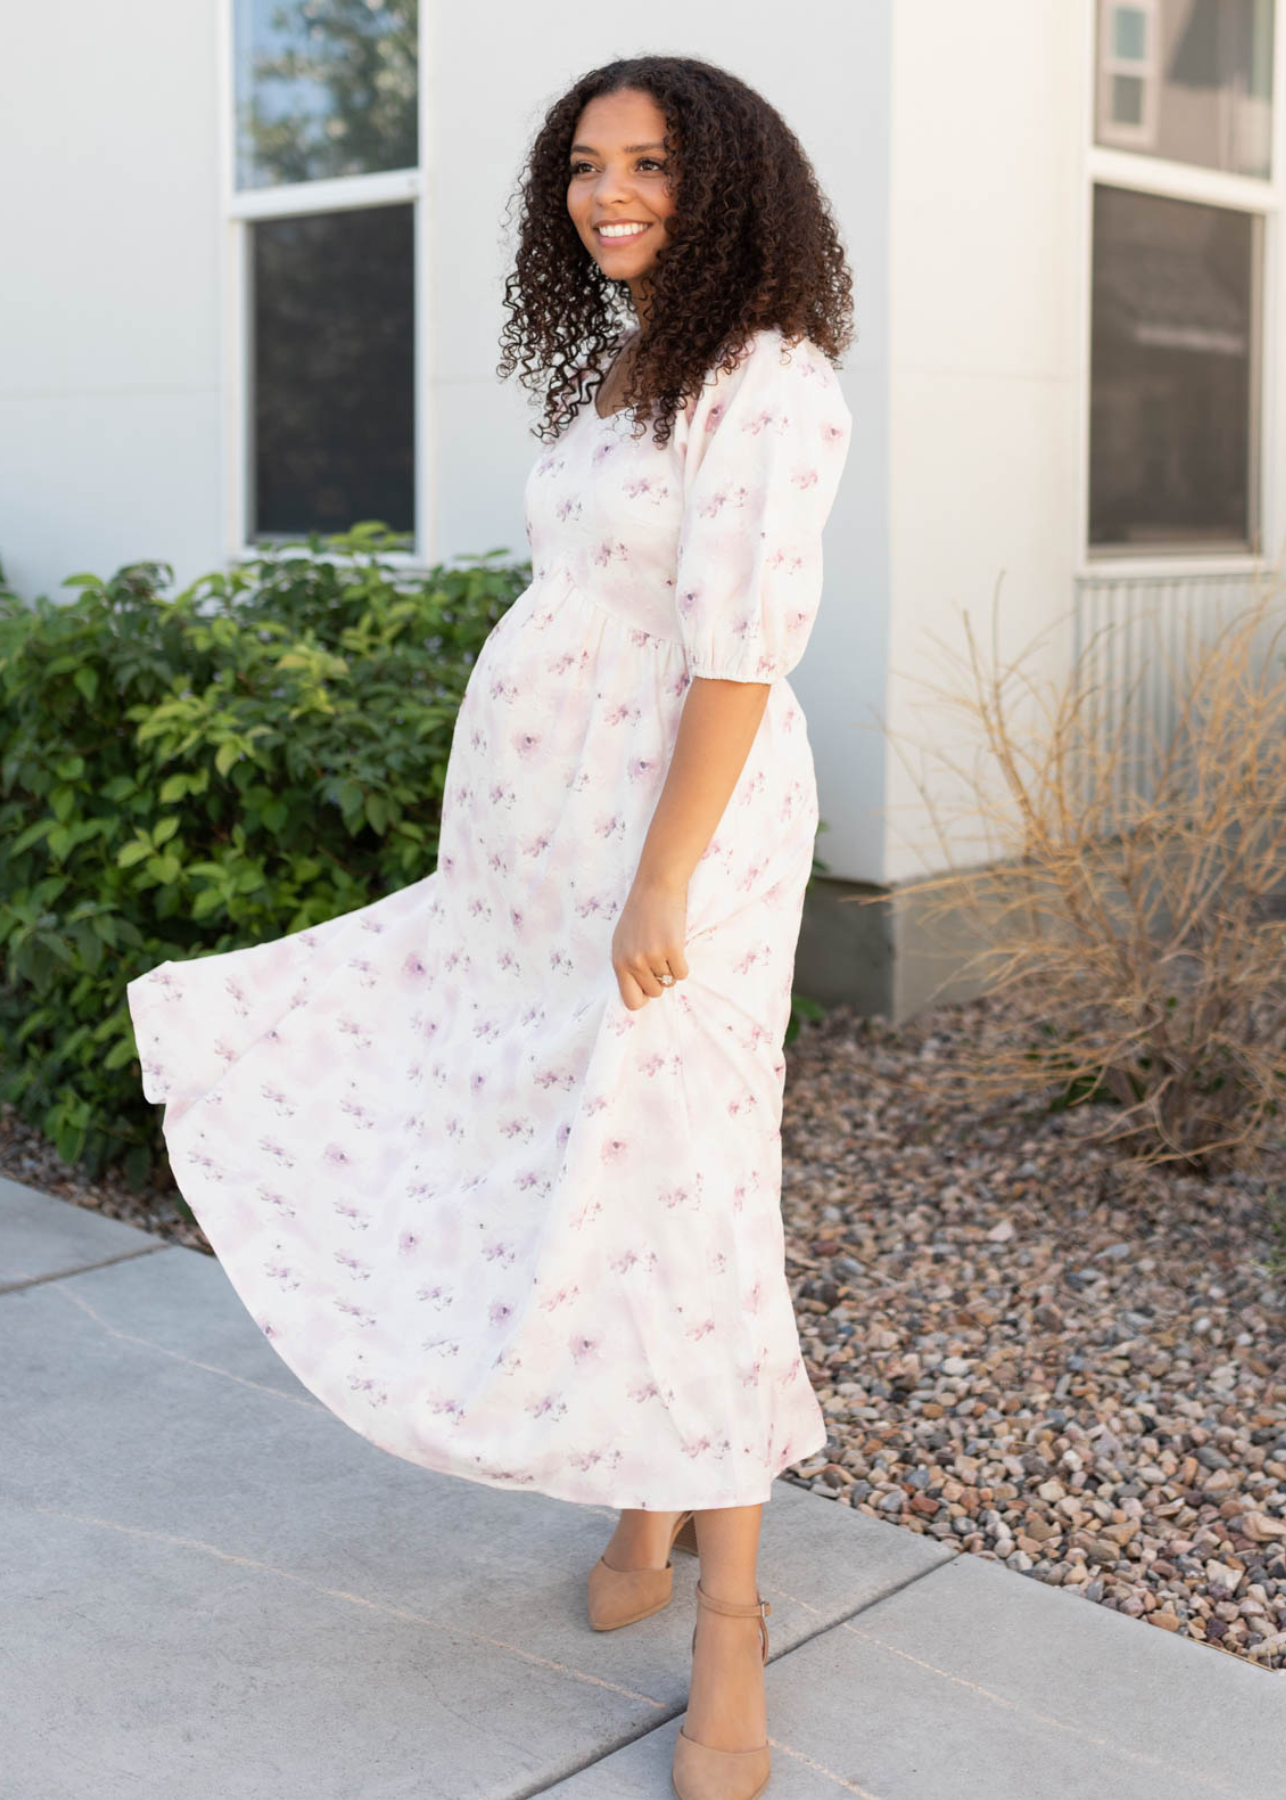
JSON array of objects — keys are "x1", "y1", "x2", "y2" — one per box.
[
  {"x1": 778, "y1": 996, "x2": 1286, "y2": 1673},
  {"x1": 5, "y1": 989, "x2": 1285, "y2": 1672}
]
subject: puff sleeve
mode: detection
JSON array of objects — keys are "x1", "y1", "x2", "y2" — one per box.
[{"x1": 674, "y1": 328, "x2": 852, "y2": 683}]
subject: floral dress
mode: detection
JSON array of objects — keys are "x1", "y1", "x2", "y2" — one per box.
[{"x1": 127, "y1": 324, "x2": 853, "y2": 1510}]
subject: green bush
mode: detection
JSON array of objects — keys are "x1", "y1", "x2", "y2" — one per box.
[{"x1": 0, "y1": 527, "x2": 528, "y2": 1184}]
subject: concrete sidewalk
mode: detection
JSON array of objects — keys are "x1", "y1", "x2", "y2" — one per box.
[{"x1": 2, "y1": 1174, "x2": 1280, "y2": 1799}]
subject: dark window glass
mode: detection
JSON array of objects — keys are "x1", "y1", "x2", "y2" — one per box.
[
  {"x1": 1089, "y1": 184, "x2": 1258, "y2": 551},
  {"x1": 1095, "y1": 0, "x2": 1274, "y2": 179},
  {"x1": 251, "y1": 205, "x2": 414, "y2": 541},
  {"x1": 234, "y1": 0, "x2": 418, "y2": 190}
]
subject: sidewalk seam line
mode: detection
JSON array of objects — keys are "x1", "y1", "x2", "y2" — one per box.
[{"x1": 0, "y1": 1241, "x2": 172, "y2": 1296}]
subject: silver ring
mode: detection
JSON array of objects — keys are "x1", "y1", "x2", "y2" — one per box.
[{"x1": 658, "y1": 973, "x2": 674, "y2": 986}]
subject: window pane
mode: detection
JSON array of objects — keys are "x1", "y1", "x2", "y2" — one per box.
[
  {"x1": 234, "y1": 0, "x2": 417, "y2": 190},
  {"x1": 1095, "y1": 0, "x2": 1274, "y2": 178},
  {"x1": 1112, "y1": 73, "x2": 1146, "y2": 124},
  {"x1": 1089, "y1": 185, "x2": 1256, "y2": 550},
  {"x1": 251, "y1": 205, "x2": 414, "y2": 541},
  {"x1": 1114, "y1": 6, "x2": 1148, "y2": 60}
]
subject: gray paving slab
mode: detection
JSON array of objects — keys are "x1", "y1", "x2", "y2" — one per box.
[
  {"x1": 1, "y1": 1203, "x2": 948, "y2": 1800},
  {"x1": 0, "y1": 1172, "x2": 166, "y2": 1291},
  {"x1": 550, "y1": 1539, "x2": 1285, "y2": 1800}
]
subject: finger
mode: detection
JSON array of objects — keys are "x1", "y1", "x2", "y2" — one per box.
[
  {"x1": 629, "y1": 960, "x2": 668, "y2": 999},
  {"x1": 617, "y1": 968, "x2": 649, "y2": 1012}
]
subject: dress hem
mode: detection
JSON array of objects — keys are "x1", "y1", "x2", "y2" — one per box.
[{"x1": 356, "y1": 1417, "x2": 832, "y2": 1512}]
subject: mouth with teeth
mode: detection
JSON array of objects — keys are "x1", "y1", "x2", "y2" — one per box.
[{"x1": 595, "y1": 221, "x2": 652, "y2": 244}]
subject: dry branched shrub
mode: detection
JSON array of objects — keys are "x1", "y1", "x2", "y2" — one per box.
[{"x1": 885, "y1": 581, "x2": 1286, "y2": 1170}]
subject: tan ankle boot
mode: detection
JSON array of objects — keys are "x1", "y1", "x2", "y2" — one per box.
[
  {"x1": 671, "y1": 1579, "x2": 772, "y2": 1800},
  {"x1": 586, "y1": 1509, "x2": 699, "y2": 1630}
]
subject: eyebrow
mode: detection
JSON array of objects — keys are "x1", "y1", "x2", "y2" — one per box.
[{"x1": 569, "y1": 142, "x2": 668, "y2": 155}]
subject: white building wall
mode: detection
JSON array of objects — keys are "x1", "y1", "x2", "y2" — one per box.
[
  {"x1": 883, "y1": 0, "x2": 1090, "y2": 886},
  {"x1": 0, "y1": 0, "x2": 224, "y2": 601}
]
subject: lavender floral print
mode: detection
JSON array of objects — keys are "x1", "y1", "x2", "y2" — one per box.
[{"x1": 127, "y1": 326, "x2": 853, "y2": 1509}]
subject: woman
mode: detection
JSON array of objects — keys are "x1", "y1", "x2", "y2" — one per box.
[{"x1": 128, "y1": 53, "x2": 853, "y2": 1800}]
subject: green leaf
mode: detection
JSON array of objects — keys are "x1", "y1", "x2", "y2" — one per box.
[
  {"x1": 70, "y1": 925, "x2": 102, "y2": 973},
  {"x1": 38, "y1": 931, "x2": 77, "y2": 968},
  {"x1": 10, "y1": 817, "x2": 56, "y2": 856},
  {"x1": 13, "y1": 1006, "x2": 56, "y2": 1046}
]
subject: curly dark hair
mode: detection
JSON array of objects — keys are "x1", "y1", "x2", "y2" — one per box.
[{"x1": 496, "y1": 54, "x2": 855, "y2": 447}]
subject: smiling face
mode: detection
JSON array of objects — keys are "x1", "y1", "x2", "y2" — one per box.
[{"x1": 566, "y1": 86, "x2": 678, "y2": 321}]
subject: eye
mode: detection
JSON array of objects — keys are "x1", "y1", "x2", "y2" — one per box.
[{"x1": 567, "y1": 157, "x2": 669, "y2": 175}]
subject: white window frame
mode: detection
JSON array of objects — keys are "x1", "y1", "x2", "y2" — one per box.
[
  {"x1": 1074, "y1": 0, "x2": 1285, "y2": 575},
  {"x1": 1096, "y1": 0, "x2": 1160, "y2": 152},
  {"x1": 214, "y1": 0, "x2": 434, "y2": 571}
]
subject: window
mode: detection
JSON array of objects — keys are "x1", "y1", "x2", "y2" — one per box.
[
  {"x1": 1089, "y1": 187, "x2": 1259, "y2": 549},
  {"x1": 1097, "y1": 1, "x2": 1160, "y2": 150},
  {"x1": 1088, "y1": 0, "x2": 1275, "y2": 556},
  {"x1": 222, "y1": 0, "x2": 422, "y2": 552},
  {"x1": 1095, "y1": 0, "x2": 1274, "y2": 178},
  {"x1": 252, "y1": 206, "x2": 415, "y2": 539}
]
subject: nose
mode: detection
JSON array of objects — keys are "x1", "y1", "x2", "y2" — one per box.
[{"x1": 593, "y1": 164, "x2": 638, "y2": 207}]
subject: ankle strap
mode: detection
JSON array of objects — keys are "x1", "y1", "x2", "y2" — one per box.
[
  {"x1": 694, "y1": 1580, "x2": 771, "y2": 1620},
  {"x1": 693, "y1": 1580, "x2": 771, "y2": 1662}
]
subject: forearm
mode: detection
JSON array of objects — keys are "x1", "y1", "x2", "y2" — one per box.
[{"x1": 632, "y1": 675, "x2": 771, "y2": 891}]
